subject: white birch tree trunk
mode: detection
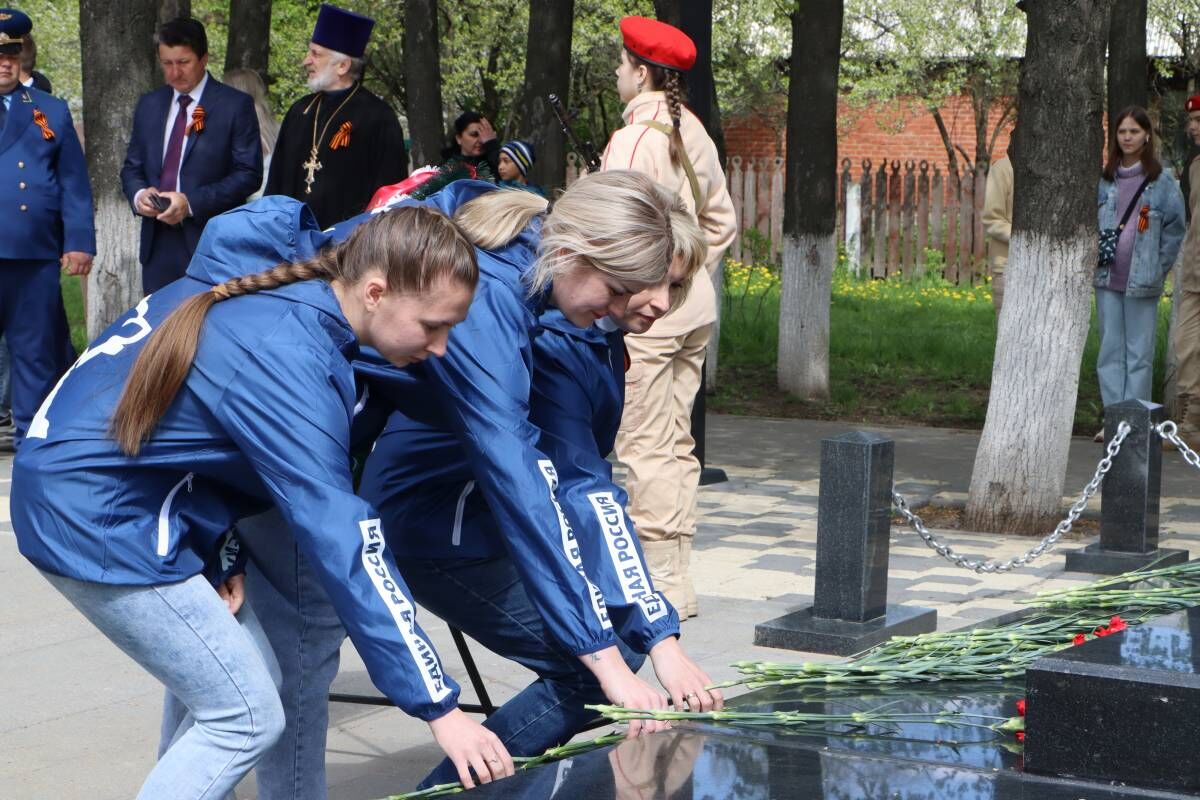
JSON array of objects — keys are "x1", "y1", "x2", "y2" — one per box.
[
  {"x1": 966, "y1": 232, "x2": 1094, "y2": 531},
  {"x1": 80, "y1": 0, "x2": 158, "y2": 337},
  {"x1": 86, "y1": 201, "x2": 143, "y2": 339},
  {"x1": 778, "y1": 233, "x2": 836, "y2": 398},
  {"x1": 964, "y1": 0, "x2": 1115, "y2": 533}
]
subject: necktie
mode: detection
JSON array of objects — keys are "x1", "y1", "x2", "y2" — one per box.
[
  {"x1": 0, "y1": 96, "x2": 8, "y2": 135},
  {"x1": 158, "y1": 95, "x2": 192, "y2": 192}
]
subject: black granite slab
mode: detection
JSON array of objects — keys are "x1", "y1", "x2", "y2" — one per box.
[
  {"x1": 465, "y1": 676, "x2": 1200, "y2": 799},
  {"x1": 813, "y1": 432, "x2": 895, "y2": 623},
  {"x1": 1065, "y1": 401, "x2": 1188, "y2": 574},
  {"x1": 1025, "y1": 606, "x2": 1200, "y2": 793},
  {"x1": 754, "y1": 602, "x2": 937, "y2": 655},
  {"x1": 468, "y1": 726, "x2": 1197, "y2": 799}
]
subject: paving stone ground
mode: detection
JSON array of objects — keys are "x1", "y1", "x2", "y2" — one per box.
[{"x1": 2, "y1": 414, "x2": 1196, "y2": 798}]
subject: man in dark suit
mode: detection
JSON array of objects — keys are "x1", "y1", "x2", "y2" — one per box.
[
  {"x1": 0, "y1": 7, "x2": 94, "y2": 448},
  {"x1": 121, "y1": 17, "x2": 261, "y2": 294}
]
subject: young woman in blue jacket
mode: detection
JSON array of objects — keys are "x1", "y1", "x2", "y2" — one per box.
[
  {"x1": 10, "y1": 198, "x2": 518, "y2": 798},
  {"x1": 1094, "y1": 106, "x2": 1186, "y2": 440},
  {"x1": 241, "y1": 173, "x2": 720, "y2": 795}
]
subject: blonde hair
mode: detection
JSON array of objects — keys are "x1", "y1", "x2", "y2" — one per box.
[
  {"x1": 668, "y1": 209, "x2": 707, "y2": 310},
  {"x1": 452, "y1": 171, "x2": 675, "y2": 296},
  {"x1": 111, "y1": 206, "x2": 477, "y2": 455},
  {"x1": 223, "y1": 68, "x2": 280, "y2": 156}
]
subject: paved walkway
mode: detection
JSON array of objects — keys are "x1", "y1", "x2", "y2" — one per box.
[{"x1": 1, "y1": 414, "x2": 1197, "y2": 798}]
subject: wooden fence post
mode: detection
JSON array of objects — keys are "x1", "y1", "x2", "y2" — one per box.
[
  {"x1": 958, "y1": 169, "x2": 974, "y2": 285},
  {"x1": 873, "y1": 156, "x2": 888, "y2": 278},
  {"x1": 727, "y1": 156, "x2": 744, "y2": 263},
  {"x1": 916, "y1": 160, "x2": 930, "y2": 279},
  {"x1": 901, "y1": 160, "x2": 916, "y2": 275}
]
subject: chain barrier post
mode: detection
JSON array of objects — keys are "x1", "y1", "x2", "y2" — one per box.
[
  {"x1": 754, "y1": 431, "x2": 936, "y2": 655},
  {"x1": 1065, "y1": 400, "x2": 1188, "y2": 575}
]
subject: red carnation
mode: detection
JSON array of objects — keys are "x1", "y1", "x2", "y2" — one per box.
[
  {"x1": 1108, "y1": 616, "x2": 1127, "y2": 633},
  {"x1": 1073, "y1": 633, "x2": 1086, "y2": 646},
  {"x1": 1016, "y1": 731, "x2": 1025, "y2": 743},
  {"x1": 1016, "y1": 699, "x2": 1026, "y2": 717}
]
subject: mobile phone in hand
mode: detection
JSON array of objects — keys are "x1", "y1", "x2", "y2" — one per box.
[{"x1": 149, "y1": 193, "x2": 170, "y2": 213}]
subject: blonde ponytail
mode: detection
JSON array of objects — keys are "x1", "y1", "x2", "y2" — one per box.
[{"x1": 453, "y1": 189, "x2": 550, "y2": 250}]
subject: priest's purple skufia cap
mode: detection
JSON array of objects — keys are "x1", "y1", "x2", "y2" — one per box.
[{"x1": 311, "y1": 3, "x2": 374, "y2": 58}]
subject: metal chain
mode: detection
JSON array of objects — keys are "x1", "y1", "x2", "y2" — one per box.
[
  {"x1": 891, "y1": 421, "x2": 1131, "y2": 573},
  {"x1": 1156, "y1": 420, "x2": 1200, "y2": 473}
]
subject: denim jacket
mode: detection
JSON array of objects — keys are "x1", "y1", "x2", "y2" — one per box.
[{"x1": 1096, "y1": 172, "x2": 1186, "y2": 297}]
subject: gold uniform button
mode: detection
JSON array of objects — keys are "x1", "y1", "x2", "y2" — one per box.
[{"x1": 20, "y1": 204, "x2": 28, "y2": 211}]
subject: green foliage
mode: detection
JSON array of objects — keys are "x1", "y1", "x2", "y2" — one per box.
[{"x1": 840, "y1": 0, "x2": 1025, "y2": 168}]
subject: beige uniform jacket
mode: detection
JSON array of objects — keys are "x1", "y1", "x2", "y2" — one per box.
[
  {"x1": 601, "y1": 91, "x2": 737, "y2": 338},
  {"x1": 1181, "y1": 157, "x2": 1200, "y2": 293},
  {"x1": 982, "y1": 156, "x2": 1013, "y2": 272}
]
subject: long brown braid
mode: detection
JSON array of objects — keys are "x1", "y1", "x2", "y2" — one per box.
[
  {"x1": 626, "y1": 49, "x2": 688, "y2": 170},
  {"x1": 661, "y1": 70, "x2": 686, "y2": 170},
  {"x1": 110, "y1": 205, "x2": 478, "y2": 455}
]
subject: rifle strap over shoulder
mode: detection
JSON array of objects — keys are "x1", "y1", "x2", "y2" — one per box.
[{"x1": 638, "y1": 120, "x2": 702, "y2": 211}]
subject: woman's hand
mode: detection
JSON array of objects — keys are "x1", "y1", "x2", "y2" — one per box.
[
  {"x1": 478, "y1": 117, "x2": 497, "y2": 145},
  {"x1": 216, "y1": 574, "x2": 245, "y2": 615},
  {"x1": 428, "y1": 708, "x2": 515, "y2": 789},
  {"x1": 581, "y1": 647, "x2": 670, "y2": 738},
  {"x1": 648, "y1": 637, "x2": 723, "y2": 713}
]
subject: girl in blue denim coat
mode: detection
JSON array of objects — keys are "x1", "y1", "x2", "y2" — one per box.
[{"x1": 1094, "y1": 106, "x2": 1186, "y2": 440}]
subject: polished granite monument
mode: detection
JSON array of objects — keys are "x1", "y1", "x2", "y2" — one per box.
[
  {"x1": 468, "y1": 629, "x2": 1200, "y2": 799},
  {"x1": 754, "y1": 431, "x2": 936, "y2": 655},
  {"x1": 1026, "y1": 606, "x2": 1200, "y2": 793}
]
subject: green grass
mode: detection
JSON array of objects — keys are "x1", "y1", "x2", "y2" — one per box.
[
  {"x1": 715, "y1": 259, "x2": 1171, "y2": 435},
  {"x1": 62, "y1": 273, "x2": 88, "y2": 353}
]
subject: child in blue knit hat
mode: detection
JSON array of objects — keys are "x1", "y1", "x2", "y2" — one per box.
[{"x1": 498, "y1": 139, "x2": 545, "y2": 196}]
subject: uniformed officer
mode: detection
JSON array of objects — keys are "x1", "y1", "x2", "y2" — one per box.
[{"x1": 0, "y1": 7, "x2": 94, "y2": 448}]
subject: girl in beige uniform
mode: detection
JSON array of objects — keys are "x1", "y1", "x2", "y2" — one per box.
[{"x1": 601, "y1": 16, "x2": 737, "y2": 618}]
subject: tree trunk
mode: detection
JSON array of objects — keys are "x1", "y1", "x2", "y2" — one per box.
[
  {"x1": 1107, "y1": 0, "x2": 1147, "y2": 130},
  {"x1": 520, "y1": 0, "x2": 574, "y2": 193},
  {"x1": 224, "y1": 0, "x2": 272, "y2": 77},
  {"x1": 404, "y1": 0, "x2": 445, "y2": 168},
  {"x1": 157, "y1": 0, "x2": 189, "y2": 24},
  {"x1": 964, "y1": 0, "x2": 1113, "y2": 534},
  {"x1": 653, "y1": 0, "x2": 681, "y2": 26},
  {"x1": 82, "y1": 0, "x2": 160, "y2": 337},
  {"x1": 676, "y1": 0, "x2": 725, "y2": 387},
  {"x1": 777, "y1": 0, "x2": 843, "y2": 399}
]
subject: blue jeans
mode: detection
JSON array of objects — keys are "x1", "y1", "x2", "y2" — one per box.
[
  {"x1": 239, "y1": 508, "x2": 644, "y2": 796},
  {"x1": 1096, "y1": 288, "x2": 1159, "y2": 408},
  {"x1": 40, "y1": 570, "x2": 286, "y2": 800}
]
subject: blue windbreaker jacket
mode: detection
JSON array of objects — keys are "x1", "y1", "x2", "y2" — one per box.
[
  {"x1": 346, "y1": 182, "x2": 617, "y2": 657},
  {"x1": 11, "y1": 197, "x2": 459, "y2": 721},
  {"x1": 528, "y1": 310, "x2": 681, "y2": 653}
]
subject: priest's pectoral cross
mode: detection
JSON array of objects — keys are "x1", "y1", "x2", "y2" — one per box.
[{"x1": 303, "y1": 147, "x2": 323, "y2": 194}]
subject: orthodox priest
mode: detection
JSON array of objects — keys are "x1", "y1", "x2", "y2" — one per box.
[{"x1": 266, "y1": 4, "x2": 407, "y2": 227}]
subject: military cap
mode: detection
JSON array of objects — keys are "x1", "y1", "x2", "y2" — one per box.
[{"x1": 0, "y1": 8, "x2": 32, "y2": 56}]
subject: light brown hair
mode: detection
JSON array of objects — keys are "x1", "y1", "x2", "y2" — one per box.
[
  {"x1": 111, "y1": 205, "x2": 478, "y2": 455},
  {"x1": 451, "y1": 172, "x2": 675, "y2": 297}
]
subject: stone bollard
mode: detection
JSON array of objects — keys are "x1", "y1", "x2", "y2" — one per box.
[
  {"x1": 754, "y1": 431, "x2": 936, "y2": 655},
  {"x1": 1064, "y1": 400, "x2": 1187, "y2": 575}
]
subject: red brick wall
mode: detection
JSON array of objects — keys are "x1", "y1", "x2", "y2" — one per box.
[{"x1": 723, "y1": 94, "x2": 1016, "y2": 180}]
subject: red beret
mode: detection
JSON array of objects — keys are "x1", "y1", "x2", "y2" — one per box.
[
  {"x1": 1188, "y1": 95, "x2": 1200, "y2": 113},
  {"x1": 620, "y1": 16, "x2": 696, "y2": 72}
]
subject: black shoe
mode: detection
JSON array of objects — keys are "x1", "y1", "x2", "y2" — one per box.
[{"x1": 0, "y1": 411, "x2": 11, "y2": 430}]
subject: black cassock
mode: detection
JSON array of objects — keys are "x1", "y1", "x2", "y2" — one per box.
[{"x1": 267, "y1": 82, "x2": 408, "y2": 228}]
